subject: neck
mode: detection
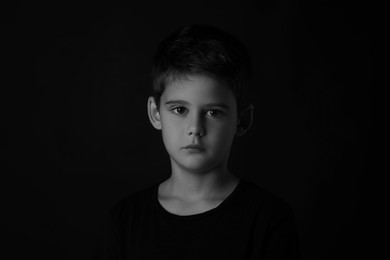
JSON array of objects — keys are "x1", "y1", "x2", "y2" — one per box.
[{"x1": 164, "y1": 158, "x2": 238, "y2": 202}]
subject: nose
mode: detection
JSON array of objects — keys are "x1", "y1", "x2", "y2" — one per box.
[{"x1": 187, "y1": 113, "x2": 205, "y2": 137}]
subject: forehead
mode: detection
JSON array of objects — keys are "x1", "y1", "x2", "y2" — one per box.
[{"x1": 161, "y1": 74, "x2": 236, "y2": 105}]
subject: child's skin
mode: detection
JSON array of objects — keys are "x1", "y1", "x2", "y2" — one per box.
[{"x1": 147, "y1": 73, "x2": 253, "y2": 215}]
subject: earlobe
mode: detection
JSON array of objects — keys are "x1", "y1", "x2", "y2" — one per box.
[
  {"x1": 147, "y1": 96, "x2": 162, "y2": 130},
  {"x1": 236, "y1": 104, "x2": 254, "y2": 137}
]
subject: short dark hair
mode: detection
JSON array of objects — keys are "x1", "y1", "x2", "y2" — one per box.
[{"x1": 151, "y1": 24, "x2": 252, "y2": 113}]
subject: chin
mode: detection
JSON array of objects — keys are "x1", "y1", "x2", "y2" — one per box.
[{"x1": 176, "y1": 157, "x2": 223, "y2": 174}]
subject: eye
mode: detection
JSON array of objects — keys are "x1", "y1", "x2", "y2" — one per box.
[
  {"x1": 207, "y1": 109, "x2": 224, "y2": 118},
  {"x1": 171, "y1": 106, "x2": 187, "y2": 115}
]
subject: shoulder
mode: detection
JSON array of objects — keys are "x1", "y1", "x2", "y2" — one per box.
[
  {"x1": 239, "y1": 181, "x2": 301, "y2": 258},
  {"x1": 108, "y1": 182, "x2": 158, "y2": 222},
  {"x1": 238, "y1": 179, "x2": 295, "y2": 220}
]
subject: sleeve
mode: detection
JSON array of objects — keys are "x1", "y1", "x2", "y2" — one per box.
[
  {"x1": 89, "y1": 205, "x2": 122, "y2": 260},
  {"x1": 262, "y1": 205, "x2": 301, "y2": 260}
]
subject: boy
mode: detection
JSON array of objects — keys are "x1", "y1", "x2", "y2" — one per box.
[{"x1": 91, "y1": 24, "x2": 300, "y2": 259}]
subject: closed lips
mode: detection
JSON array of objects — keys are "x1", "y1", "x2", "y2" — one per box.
[{"x1": 183, "y1": 145, "x2": 204, "y2": 150}]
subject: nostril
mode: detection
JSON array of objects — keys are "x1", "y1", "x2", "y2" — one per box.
[{"x1": 187, "y1": 127, "x2": 205, "y2": 137}]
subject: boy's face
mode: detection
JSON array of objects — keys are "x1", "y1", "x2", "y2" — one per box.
[{"x1": 149, "y1": 74, "x2": 239, "y2": 174}]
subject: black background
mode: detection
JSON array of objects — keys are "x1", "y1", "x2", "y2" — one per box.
[{"x1": 1, "y1": 1, "x2": 372, "y2": 259}]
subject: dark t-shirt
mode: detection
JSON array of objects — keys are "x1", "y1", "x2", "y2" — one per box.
[{"x1": 91, "y1": 179, "x2": 300, "y2": 260}]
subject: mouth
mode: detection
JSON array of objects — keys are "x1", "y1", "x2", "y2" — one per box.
[{"x1": 182, "y1": 144, "x2": 205, "y2": 151}]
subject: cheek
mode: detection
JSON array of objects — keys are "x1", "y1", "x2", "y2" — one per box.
[
  {"x1": 161, "y1": 118, "x2": 182, "y2": 145},
  {"x1": 208, "y1": 121, "x2": 236, "y2": 147}
]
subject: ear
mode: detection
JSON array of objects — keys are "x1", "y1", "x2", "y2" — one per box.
[
  {"x1": 236, "y1": 105, "x2": 254, "y2": 137},
  {"x1": 147, "y1": 96, "x2": 162, "y2": 130}
]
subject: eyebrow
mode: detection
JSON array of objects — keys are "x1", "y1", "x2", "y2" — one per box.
[{"x1": 165, "y1": 100, "x2": 231, "y2": 109}]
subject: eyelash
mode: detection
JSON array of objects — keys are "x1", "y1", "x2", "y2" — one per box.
[
  {"x1": 170, "y1": 107, "x2": 224, "y2": 118},
  {"x1": 206, "y1": 109, "x2": 223, "y2": 117},
  {"x1": 172, "y1": 107, "x2": 187, "y2": 115}
]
